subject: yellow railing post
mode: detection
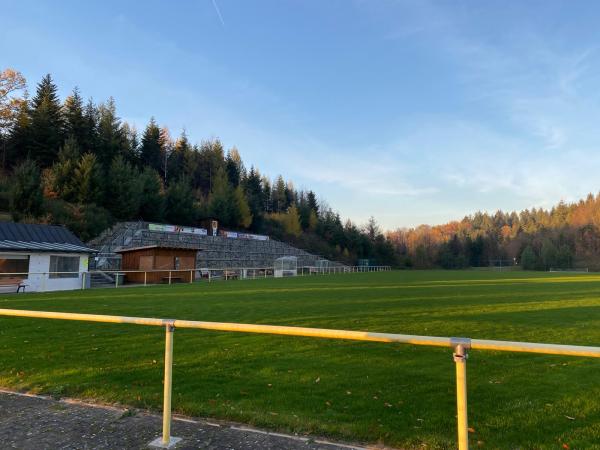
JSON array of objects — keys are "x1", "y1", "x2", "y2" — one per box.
[
  {"x1": 453, "y1": 339, "x2": 470, "y2": 450},
  {"x1": 150, "y1": 322, "x2": 181, "y2": 448},
  {"x1": 144, "y1": 271, "x2": 147, "y2": 286}
]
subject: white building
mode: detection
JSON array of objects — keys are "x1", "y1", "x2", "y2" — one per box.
[{"x1": 0, "y1": 222, "x2": 96, "y2": 293}]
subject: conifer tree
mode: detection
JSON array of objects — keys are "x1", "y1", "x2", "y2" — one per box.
[
  {"x1": 6, "y1": 100, "x2": 30, "y2": 167},
  {"x1": 308, "y1": 210, "x2": 318, "y2": 231},
  {"x1": 106, "y1": 155, "x2": 142, "y2": 220},
  {"x1": 195, "y1": 139, "x2": 225, "y2": 194},
  {"x1": 261, "y1": 176, "x2": 272, "y2": 213},
  {"x1": 209, "y1": 169, "x2": 234, "y2": 226},
  {"x1": 243, "y1": 167, "x2": 264, "y2": 229},
  {"x1": 165, "y1": 177, "x2": 195, "y2": 225},
  {"x1": 42, "y1": 135, "x2": 80, "y2": 201},
  {"x1": 139, "y1": 118, "x2": 163, "y2": 174},
  {"x1": 307, "y1": 190, "x2": 319, "y2": 216},
  {"x1": 9, "y1": 159, "x2": 43, "y2": 220},
  {"x1": 272, "y1": 175, "x2": 286, "y2": 212},
  {"x1": 28, "y1": 74, "x2": 64, "y2": 167},
  {"x1": 81, "y1": 99, "x2": 99, "y2": 153},
  {"x1": 520, "y1": 246, "x2": 537, "y2": 270},
  {"x1": 72, "y1": 153, "x2": 102, "y2": 204},
  {"x1": 138, "y1": 167, "x2": 165, "y2": 221},
  {"x1": 63, "y1": 88, "x2": 86, "y2": 145},
  {"x1": 233, "y1": 185, "x2": 252, "y2": 228},
  {"x1": 167, "y1": 131, "x2": 192, "y2": 182},
  {"x1": 96, "y1": 98, "x2": 124, "y2": 170},
  {"x1": 121, "y1": 122, "x2": 140, "y2": 166},
  {"x1": 225, "y1": 147, "x2": 244, "y2": 187}
]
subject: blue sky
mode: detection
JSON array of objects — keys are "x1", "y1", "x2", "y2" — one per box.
[{"x1": 2, "y1": 0, "x2": 600, "y2": 229}]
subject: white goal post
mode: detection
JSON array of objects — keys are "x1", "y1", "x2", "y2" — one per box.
[{"x1": 274, "y1": 256, "x2": 298, "y2": 278}]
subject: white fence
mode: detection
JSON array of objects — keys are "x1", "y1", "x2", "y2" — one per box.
[
  {"x1": 0, "y1": 266, "x2": 392, "y2": 292},
  {"x1": 94, "y1": 265, "x2": 392, "y2": 287}
]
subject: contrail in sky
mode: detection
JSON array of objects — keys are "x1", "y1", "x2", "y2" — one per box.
[{"x1": 212, "y1": 0, "x2": 225, "y2": 28}]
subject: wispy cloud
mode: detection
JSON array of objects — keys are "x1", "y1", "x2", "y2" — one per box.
[{"x1": 211, "y1": 0, "x2": 225, "y2": 28}]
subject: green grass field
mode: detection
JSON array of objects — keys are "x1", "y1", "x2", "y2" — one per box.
[{"x1": 1, "y1": 271, "x2": 600, "y2": 449}]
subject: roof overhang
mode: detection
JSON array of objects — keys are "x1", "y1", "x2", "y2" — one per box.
[{"x1": 0, "y1": 240, "x2": 97, "y2": 253}]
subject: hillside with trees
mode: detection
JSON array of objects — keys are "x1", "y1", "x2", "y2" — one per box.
[
  {"x1": 0, "y1": 69, "x2": 395, "y2": 266},
  {"x1": 388, "y1": 196, "x2": 600, "y2": 270}
]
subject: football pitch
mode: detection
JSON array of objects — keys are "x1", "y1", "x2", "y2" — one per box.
[{"x1": 1, "y1": 270, "x2": 600, "y2": 449}]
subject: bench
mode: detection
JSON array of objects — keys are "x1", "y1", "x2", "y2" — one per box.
[{"x1": 0, "y1": 277, "x2": 27, "y2": 293}]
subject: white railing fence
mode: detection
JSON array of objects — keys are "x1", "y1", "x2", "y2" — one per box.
[{"x1": 0, "y1": 266, "x2": 393, "y2": 291}]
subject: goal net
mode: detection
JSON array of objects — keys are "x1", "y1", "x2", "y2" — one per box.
[{"x1": 274, "y1": 256, "x2": 298, "y2": 278}]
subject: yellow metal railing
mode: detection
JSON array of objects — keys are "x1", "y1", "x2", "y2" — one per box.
[{"x1": 1, "y1": 308, "x2": 599, "y2": 449}]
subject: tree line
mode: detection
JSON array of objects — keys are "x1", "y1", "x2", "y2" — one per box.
[
  {"x1": 0, "y1": 69, "x2": 396, "y2": 265},
  {"x1": 387, "y1": 196, "x2": 600, "y2": 270}
]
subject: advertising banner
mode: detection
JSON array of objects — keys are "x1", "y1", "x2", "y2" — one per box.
[{"x1": 149, "y1": 223, "x2": 208, "y2": 235}]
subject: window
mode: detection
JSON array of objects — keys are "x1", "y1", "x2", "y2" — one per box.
[
  {"x1": 49, "y1": 256, "x2": 80, "y2": 279},
  {"x1": 0, "y1": 255, "x2": 29, "y2": 278}
]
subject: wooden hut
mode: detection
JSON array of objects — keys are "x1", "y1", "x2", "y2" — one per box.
[{"x1": 116, "y1": 245, "x2": 198, "y2": 284}]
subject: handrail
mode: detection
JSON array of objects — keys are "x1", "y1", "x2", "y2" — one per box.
[
  {"x1": 1, "y1": 308, "x2": 599, "y2": 356},
  {"x1": 1, "y1": 308, "x2": 594, "y2": 448}
]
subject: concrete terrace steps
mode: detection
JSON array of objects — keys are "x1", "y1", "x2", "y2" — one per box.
[{"x1": 88, "y1": 222, "x2": 345, "y2": 270}]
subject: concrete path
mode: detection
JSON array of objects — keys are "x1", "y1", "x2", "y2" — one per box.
[{"x1": 0, "y1": 390, "x2": 372, "y2": 450}]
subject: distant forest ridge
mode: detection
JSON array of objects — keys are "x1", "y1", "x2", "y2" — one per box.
[
  {"x1": 388, "y1": 194, "x2": 600, "y2": 270},
  {"x1": 1, "y1": 69, "x2": 599, "y2": 269}
]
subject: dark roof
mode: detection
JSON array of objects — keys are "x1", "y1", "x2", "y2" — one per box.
[{"x1": 0, "y1": 222, "x2": 97, "y2": 253}]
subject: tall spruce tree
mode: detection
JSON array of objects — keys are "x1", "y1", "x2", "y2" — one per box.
[
  {"x1": 6, "y1": 100, "x2": 30, "y2": 167},
  {"x1": 243, "y1": 167, "x2": 265, "y2": 230},
  {"x1": 165, "y1": 177, "x2": 195, "y2": 225},
  {"x1": 272, "y1": 175, "x2": 286, "y2": 213},
  {"x1": 96, "y1": 98, "x2": 124, "y2": 170},
  {"x1": 81, "y1": 99, "x2": 98, "y2": 153},
  {"x1": 63, "y1": 88, "x2": 86, "y2": 145},
  {"x1": 138, "y1": 167, "x2": 165, "y2": 221},
  {"x1": 28, "y1": 74, "x2": 64, "y2": 167},
  {"x1": 106, "y1": 155, "x2": 141, "y2": 220},
  {"x1": 121, "y1": 122, "x2": 140, "y2": 166},
  {"x1": 139, "y1": 118, "x2": 163, "y2": 174},
  {"x1": 225, "y1": 147, "x2": 244, "y2": 187},
  {"x1": 307, "y1": 190, "x2": 319, "y2": 216},
  {"x1": 195, "y1": 139, "x2": 225, "y2": 195},
  {"x1": 167, "y1": 131, "x2": 192, "y2": 182}
]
